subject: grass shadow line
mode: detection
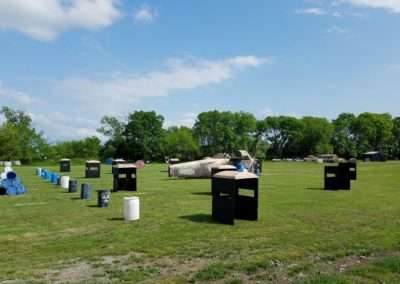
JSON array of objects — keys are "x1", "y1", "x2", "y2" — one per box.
[
  {"x1": 108, "y1": 217, "x2": 124, "y2": 221},
  {"x1": 179, "y1": 214, "x2": 216, "y2": 224},
  {"x1": 306, "y1": 187, "x2": 325, "y2": 191},
  {"x1": 191, "y1": 192, "x2": 211, "y2": 196}
]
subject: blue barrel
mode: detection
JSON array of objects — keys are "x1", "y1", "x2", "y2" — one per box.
[
  {"x1": 41, "y1": 170, "x2": 46, "y2": 179},
  {"x1": 68, "y1": 180, "x2": 78, "y2": 193},
  {"x1": 97, "y1": 190, "x2": 110, "y2": 207},
  {"x1": 6, "y1": 171, "x2": 17, "y2": 179},
  {"x1": 80, "y1": 184, "x2": 91, "y2": 200},
  {"x1": 51, "y1": 174, "x2": 59, "y2": 185},
  {"x1": 46, "y1": 172, "x2": 52, "y2": 181}
]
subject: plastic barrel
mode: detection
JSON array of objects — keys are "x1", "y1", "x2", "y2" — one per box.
[
  {"x1": 57, "y1": 176, "x2": 61, "y2": 186},
  {"x1": 52, "y1": 174, "x2": 59, "y2": 185},
  {"x1": 46, "y1": 172, "x2": 52, "y2": 181},
  {"x1": 36, "y1": 168, "x2": 42, "y2": 176},
  {"x1": 97, "y1": 190, "x2": 110, "y2": 208},
  {"x1": 4, "y1": 166, "x2": 13, "y2": 174},
  {"x1": 123, "y1": 197, "x2": 140, "y2": 221},
  {"x1": 60, "y1": 176, "x2": 70, "y2": 189},
  {"x1": 6, "y1": 171, "x2": 17, "y2": 179},
  {"x1": 80, "y1": 184, "x2": 91, "y2": 200},
  {"x1": 50, "y1": 173, "x2": 55, "y2": 184},
  {"x1": 68, "y1": 180, "x2": 78, "y2": 193},
  {"x1": 4, "y1": 161, "x2": 12, "y2": 167}
]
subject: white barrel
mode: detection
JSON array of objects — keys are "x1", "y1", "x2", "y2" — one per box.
[
  {"x1": 4, "y1": 166, "x2": 13, "y2": 174},
  {"x1": 37, "y1": 168, "x2": 42, "y2": 176},
  {"x1": 61, "y1": 176, "x2": 70, "y2": 189},
  {"x1": 4, "y1": 161, "x2": 12, "y2": 167},
  {"x1": 123, "y1": 197, "x2": 140, "y2": 221},
  {"x1": 0, "y1": 172, "x2": 6, "y2": 180}
]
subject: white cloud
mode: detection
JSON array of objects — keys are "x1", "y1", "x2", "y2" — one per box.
[
  {"x1": 164, "y1": 112, "x2": 198, "y2": 129},
  {"x1": 0, "y1": 0, "x2": 120, "y2": 41},
  {"x1": 31, "y1": 112, "x2": 103, "y2": 141},
  {"x1": 295, "y1": 7, "x2": 328, "y2": 15},
  {"x1": 0, "y1": 82, "x2": 38, "y2": 105},
  {"x1": 337, "y1": 0, "x2": 400, "y2": 13},
  {"x1": 57, "y1": 55, "x2": 268, "y2": 114},
  {"x1": 133, "y1": 5, "x2": 156, "y2": 23},
  {"x1": 257, "y1": 107, "x2": 274, "y2": 119},
  {"x1": 326, "y1": 25, "x2": 348, "y2": 34}
]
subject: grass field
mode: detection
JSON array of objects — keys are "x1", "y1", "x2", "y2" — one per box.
[{"x1": 0, "y1": 162, "x2": 399, "y2": 283}]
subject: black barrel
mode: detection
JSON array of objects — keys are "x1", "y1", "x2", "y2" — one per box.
[
  {"x1": 68, "y1": 180, "x2": 78, "y2": 193},
  {"x1": 97, "y1": 190, "x2": 110, "y2": 207},
  {"x1": 80, "y1": 184, "x2": 91, "y2": 200},
  {"x1": 57, "y1": 176, "x2": 61, "y2": 186}
]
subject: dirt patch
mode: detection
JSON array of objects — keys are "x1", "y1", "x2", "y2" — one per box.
[{"x1": 42, "y1": 250, "x2": 400, "y2": 283}]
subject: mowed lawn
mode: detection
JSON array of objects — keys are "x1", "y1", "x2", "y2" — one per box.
[{"x1": 0, "y1": 162, "x2": 399, "y2": 283}]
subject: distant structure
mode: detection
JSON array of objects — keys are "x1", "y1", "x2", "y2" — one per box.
[{"x1": 363, "y1": 151, "x2": 386, "y2": 162}]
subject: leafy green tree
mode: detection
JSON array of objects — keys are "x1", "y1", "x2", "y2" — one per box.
[
  {"x1": 0, "y1": 106, "x2": 48, "y2": 162},
  {"x1": 97, "y1": 116, "x2": 125, "y2": 140},
  {"x1": 264, "y1": 116, "x2": 303, "y2": 158},
  {"x1": 300, "y1": 116, "x2": 333, "y2": 155},
  {"x1": 352, "y1": 113, "x2": 394, "y2": 157},
  {"x1": 49, "y1": 137, "x2": 101, "y2": 160},
  {"x1": 0, "y1": 124, "x2": 22, "y2": 160},
  {"x1": 193, "y1": 111, "x2": 256, "y2": 156},
  {"x1": 248, "y1": 119, "x2": 270, "y2": 159},
  {"x1": 125, "y1": 111, "x2": 165, "y2": 161},
  {"x1": 165, "y1": 127, "x2": 199, "y2": 160},
  {"x1": 392, "y1": 117, "x2": 400, "y2": 159},
  {"x1": 97, "y1": 116, "x2": 127, "y2": 159},
  {"x1": 332, "y1": 113, "x2": 357, "y2": 158}
]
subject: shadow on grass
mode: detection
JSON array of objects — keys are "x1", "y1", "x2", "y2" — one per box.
[
  {"x1": 87, "y1": 205, "x2": 100, "y2": 208},
  {"x1": 108, "y1": 217, "x2": 124, "y2": 221},
  {"x1": 71, "y1": 197, "x2": 82, "y2": 200},
  {"x1": 192, "y1": 192, "x2": 211, "y2": 196},
  {"x1": 161, "y1": 177, "x2": 211, "y2": 181},
  {"x1": 180, "y1": 214, "x2": 216, "y2": 224},
  {"x1": 306, "y1": 187, "x2": 325, "y2": 191}
]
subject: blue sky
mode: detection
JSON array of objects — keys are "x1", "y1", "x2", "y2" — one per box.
[{"x1": 0, "y1": 0, "x2": 399, "y2": 141}]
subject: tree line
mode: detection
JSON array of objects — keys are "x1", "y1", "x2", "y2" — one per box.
[
  {"x1": 0, "y1": 106, "x2": 399, "y2": 163},
  {"x1": 98, "y1": 110, "x2": 400, "y2": 161}
]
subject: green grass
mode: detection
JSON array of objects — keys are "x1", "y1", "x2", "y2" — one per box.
[{"x1": 0, "y1": 161, "x2": 399, "y2": 283}]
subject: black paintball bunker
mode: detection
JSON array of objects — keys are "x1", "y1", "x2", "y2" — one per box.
[
  {"x1": 211, "y1": 171, "x2": 259, "y2": 225},
  {"x1": 324, "y1": 162, "x2": 357, "y2": 190},
  {"x1": 112, "y1": 164, "x2": 137, "y2": 192}
]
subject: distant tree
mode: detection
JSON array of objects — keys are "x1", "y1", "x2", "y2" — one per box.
[
  {"x1": 165, "y1": 127, "x2": 199, "y2": 161},
  {"x1": 193, "y1": 111, "x2": 256, "y2": 156},
  {"x1": 248, "y1": 119, "x2": 270, "y2": 159},
  {"x1": 299, "y1": 116, "x2": 333, "y2": 155},
  {"x1": 232, "y1": 112, "x2": 257, "y2": 150},
  {"x1": 97, "y1": 116, "x2": 125, "y2": 140},
  {"x1": 264, "y1": 116, "x2": 303, "y2": 158},
  {"x1": 332, "y1": 113, "x2": 357, "y2": 158},
  {"x1": 125, "y1": 111, "x2": 165, "y2": 161},
  {"x1": 392, "y1": 117, "x2": 400, "y2": 159},
  {"x1": 352, "y1": 113, "x2": 394, "y2": 157},
  {"x1": 49, "y1": 136, "x2": 101, "y2": 160},
  {"x1": 97, "y1": 116, "x2": 127, "y2": 159},
  {"x1": 0, "y1": 106, "x2": 47, "y2": 162},
  {"x1": 0, "y1": 124, "x2": 22, "y2": 160}
]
